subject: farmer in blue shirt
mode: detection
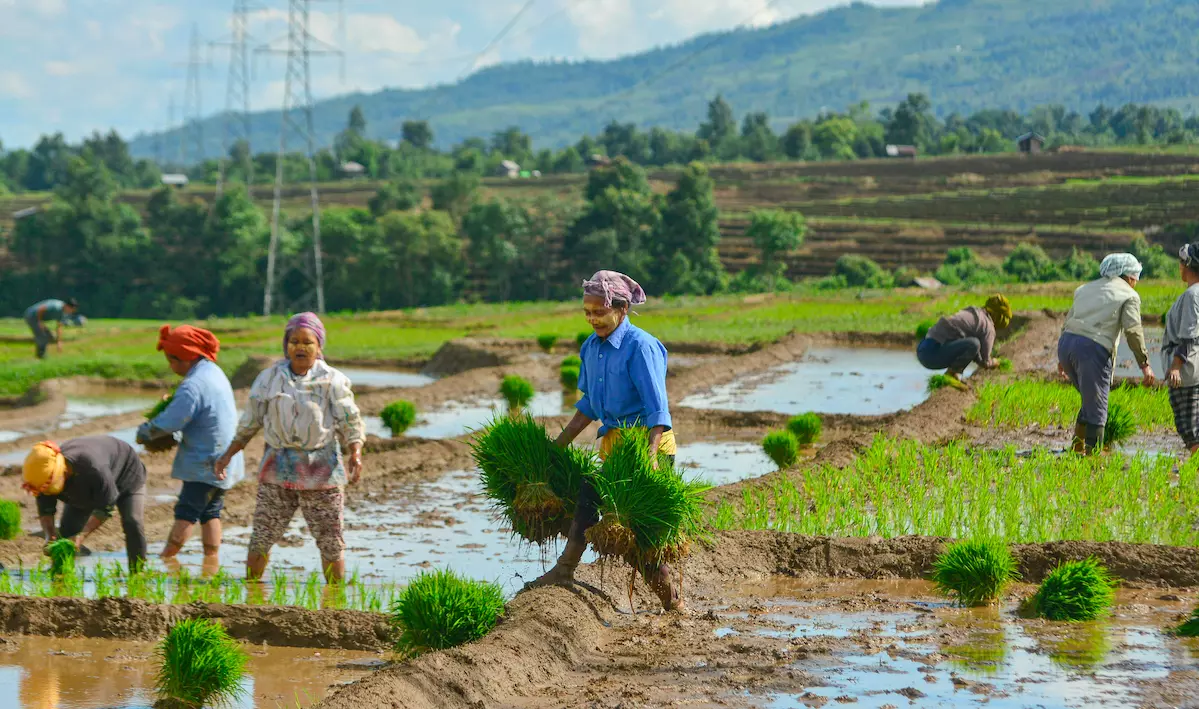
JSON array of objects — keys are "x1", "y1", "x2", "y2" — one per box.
[
  {"x1": 530, "y1": 270, "x2": 683, "y2": 611},
  {"x1": 137, "y1": 325, "x2": 243, "y2": 570},
  {"x1": 24, "y1": 298, "x2": 80, "y2": 358}
]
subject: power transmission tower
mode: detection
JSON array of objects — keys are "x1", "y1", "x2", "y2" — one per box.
[
  {"x1": 258, "y1": 0, "x2": 344, "y2": 316},
  {"x1": 181, "y1": 24, "x2": 206, "y2": 165},
  {"x1": 211, "y1": 0, "x2": 256, "y2": 199}
]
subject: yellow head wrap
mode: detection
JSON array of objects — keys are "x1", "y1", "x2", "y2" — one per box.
[
  {"x1": 22, "y1": 441, "x2": 66, "y2": 496},
  {"x1": 985, "y1": 294, "x2": 1012, "y2": 330}
]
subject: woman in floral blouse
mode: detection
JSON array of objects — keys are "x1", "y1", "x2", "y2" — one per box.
[{"x1": 214, "y1": 312, "x2": 365, "y2": 582}]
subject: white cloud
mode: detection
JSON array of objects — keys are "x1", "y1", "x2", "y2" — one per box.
[
  {"x1": 343, "y1": 13, "x2": 427, "y2": 54},
  {"x1": 565, "y1": 0, "x2": 640, "y2": 56},
  {"x1": 30, "y1": 0, "x2": 66, "y2": 17},
  {"x1": 0, "y1": 71, "x2": 31, "y2": 98},
  {"x1": 44, "y1": 60, "x2": 85, "y2": 77}
]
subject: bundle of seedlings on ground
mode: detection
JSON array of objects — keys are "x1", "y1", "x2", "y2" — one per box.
[
  {"x1": 560, "y1": 363, "x2": 580, "y2": 390},
  {"x1": 536, "y1": 334, "x2": 557, "y2": 353},
  {"x1": 154, "y1": 618, "x2": 248, "y2": 709},
  {"x1": 0, "y1": 499, "x2": 20, "y2": 540},
  {"x1": 143, "y1": 392, "x2": 179, "y2": 453},
  {"x1": 786, "y1": 413, "x2": 822, "y2": 446},
  {"x1": 562, "y1": 355, "x2": 582, "y2": 368},
  {"x1": 46, "y1": 538, "x2": 77, "y2": 578},
  {"x1": 931, "y1": 539, "x2": 1020, "y2": 606},
  {"x1": 380, "y1": 400, "x2": 417, "y2": 436},
  {"x1": 499, "y1": 375, "x2": 534, "y2": 412},
  {"x1": 761, "y1": 430, "x2": 799, "y2": 469},
  {"x1": 916, "y1": 320, "x2": 937, "y2": 340},
  {"x1": 1102, "y1": 401, "x2": 1136, "y2": 448},
  {"x1": 996, "y1": 357, "x2": 1014, "y2": 372},
  {"x1": 1174, "y1": 606, "x2": 1199, "y2": 637},
  {"x1": 471, "y1": 413, "x2": 594, "y2": 544},
  {"x1": 389, "y1": 568, "x2": 505, "y2": 656},
  {"x1": 577, "y1": 332, "x2": 590, "y2": 348},
  {"x1": 927, "y1": 373, "x2": 965, "y2": 392},
  {"x1": 1028, "y1": 558, "x2": 1118, "y2": 621},
  {"x1": 585, "y1": 428, "x2": 710, "y2": 569}
]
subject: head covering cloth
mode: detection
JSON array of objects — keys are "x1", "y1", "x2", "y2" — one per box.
[
  {"x1": 157, "y1": 324, "x2": 220, "y2": 362},
  {"x1": 984, "y1": 294, "x2": 1012, "y2": 330},
  {"x1": 283, "y1": 312, "x2": 326, "y2": 359},
  {"x1": 22, "y1": 441, "x2": 66, "y2": 495},
  {"x1": 1180, "y1": 243, "x2": 1199, "y2": 271},
  {"x1": 581, "y1": 270, "x2": 647, "y2": 309},
  {"x1": 1098, "y1": 253, "x2": 1143, "y2": 280}
]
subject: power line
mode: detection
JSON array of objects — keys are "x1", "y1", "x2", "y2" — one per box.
[
  {"x1": 211, "y1": 0, "x2": 258, "y2": 199},
  {"x1": 181, "y1": 23, "x2": 206, "y2": 164},
  {"x1": 456, "y1": 0, "x2": 537, "y2": 81}
]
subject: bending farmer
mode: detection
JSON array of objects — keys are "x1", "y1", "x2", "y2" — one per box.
[
  {"x1": 1058, "y1": 253, "x2": 1155, "y2": 453},
  {"x1": 24, "y1": 298, "x2": 79, "y2": 359},
  {"x1": 138, "y1": 324, "x2": 243, "y2": 567},
  {"x1": 916, "y1": 294, "x2": 1011, "y2": 390},
  {"x1": 23, "y1": 436, "x2": 148, "y2": 571},
  {"x1": 215, "y1": 312, "x2": 365, "y2": 583},
  {"x1": 531, "y1": 270, "x2": 683, "y2": 611},
  {"x1": 1163, "y1": 243, "x2": 1199, "y2": 455}
]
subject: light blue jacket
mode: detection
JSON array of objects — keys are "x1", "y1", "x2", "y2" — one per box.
[{"x1": 137, "y1": 358, "x2": 244, "y2": 489}]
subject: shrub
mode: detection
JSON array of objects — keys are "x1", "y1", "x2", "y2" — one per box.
[
  {"x1": 915, "y1": 319, "x2": 937, "y2": 340},
  {"x1": 931, "y1": 540, "x2": 1020, "y2": 606},
  {"x1": 1175, "y1": 606, "x2": 1199, "y2": 637},
  {"x1": 0, "y1": 499, "x2": 21, "y2": 540},
  {"x1": 380, "y1": 400, "x2": 417, "y2": 436},
  {"x1": 1003, "y1": 243, "x2": 1060, "y2": 283},
  {"x1": 577, "y1": 332, "x2": 591, "y2": 348},
  {"x1": 936, "y1": 247, "x2": 1005, "y2": 286},
  {"x1": 893, "y1": 266, "x2": 921, "y2": 288},
  {"x1": 833, "y1": 254, "x2": 893, "y2": 288},
  {"x1": 1029, "y1": 558, "x2": 1118, "y2": 621},
  {"x1": 762, "y1": 430, "x2": 799, "y2": 469},
  {"x1": 46, "y1": 538, "x2": 77, "y2": 578},
  {"x1": 1129, "y1": 235, "x2": 1175, "y2": 280},
  {"x1": 562, "y1": 355, "x2": 582, "y2": 368},
  {"x1": 1058, "y1": 247, "x2": 1100, "y2": 280},
  {"x1": 559, "y1": 365, "x2": 580, "y2": 390},
  {"x1": 1102, "y1": 401, "x2": 1136, "y2": 448},
  {"x1": 154, "y1": 618, "x2": 248, "y2": 709},
  {"x1": 536, "y1": 334, "x2": 557, "y2": 353},
  {"x1": 499, "y1": 375, "x2": 534, "y2": 410},
  {"x1": 786, "y1": 413, "x2": 822, "y2": 446},
  {"x1": 389, "y1": 569, "x2": 505, "y2": 655}
]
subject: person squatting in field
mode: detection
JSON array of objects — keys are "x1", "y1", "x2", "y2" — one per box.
[
  {"x1": 1057, "y1": 252, "x2": 1155, "y2": 453},
  {"x1": 24, "y1": 297, "x2": 81, "y2": 359},
  {"x1": 214, "y1": 312, "x2": 365, "y2": 583},
  {"x1": 529, "y1": 269, "x2": 685, "y2": 611},
  {"x1": 916, "y1": 294, "x2": 1011, "y2": 390},
  {"x1": 1163, "y1": 243, "x2": 1199, "y2": 455},
  {"x1": 138, "y1": 324, "x2": 244, "y2": 573},
  {"x1": 23, "y1": 436, "x2": 148, "y2": 570}
]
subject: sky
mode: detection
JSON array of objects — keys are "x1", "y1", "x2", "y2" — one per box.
[{"x1": 0, "y1": 0, "x2": 923, "y2": 149}]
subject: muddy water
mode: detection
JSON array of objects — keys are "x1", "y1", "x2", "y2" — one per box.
[
  {"x1": 0, "y1": 393, "x2": 158, "y2": 465},
  {"x1": 678, "y1": 347, "x2": 947, "y2": 416},
  {"x1": 365, "y1": 391, "x2": 573, "y2": 440},
  {"x1": 338, "y1": 367, "x2": 434, "y2": 389},
  {"x1": 0, "y1": 635, "x2": 380, "y2": 709},
  {"x1": 1116, "y1": 328, "x2": 1164, "y2": 378},
  {"x1": 675, "y1": 441, "x2": 776, "y2": 486}
]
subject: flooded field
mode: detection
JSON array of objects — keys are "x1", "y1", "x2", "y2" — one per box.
[
  {"x1": 0, "y1": 635, "x2": 380, "y2": 709},
  {"x1": 365, "y1": 391, "x2": 572, "y2": 440},
  {"x1": 675, "y1": 441, "x2": 777, "y2": 486},
  {"x1": 1116, "y1": 328, "x2": 1164, "y2": 378},
  {"x1": 337, "y1": 367, "x2": 435, "y2": 389},
  {"x1": 0, "y1": 393, "x2": 159, "y2": 465},
  {"x1": 678, "y1": 347, "x2": 945, "y2": 416}
]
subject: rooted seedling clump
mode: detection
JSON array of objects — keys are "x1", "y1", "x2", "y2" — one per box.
[
  {"x1": 576, "y1": 332, "x2": 591, "y2": 348},
  {"x1": 536, "y1": 334, "x2": 557, "y2": 353},
  {"x1": 499, "y1": 375, "x2": 535, "y2": 411},
  {"x1": 390, "y1": 569, "x2": 505, "y2": 655},
  {"x1": 786, "y1": 413, "x2": 822, "y2": 446},
  {"x1": 154, "y1": 618, "x2": 248, "y2": 709},
  {"x1": 560, "y1": 364, "x2": 580, "y2": 390},
  {"x1": 0, "y1": 499, "x2": 21, "y2": 540},
  {"x1": 562, "y1": 355, "x2": 582, "y2": 368},
  {"x1": 46, "y1": 538, "x2": 77, "y2": 578},
  {"x1": 761, "y1": 430, "x2": 799, "y2": 469},
  {"x1": 1102, "y1": 401, "x2": 1136, "y2": 448},
  {"x1": 380, "y1": 400, "x2": 417, "y2": 436},
  {"x1": 931, "y1": 540, "x2": 1019, "y2": 606},
  {"x1": 1030, "y1": 558, "x2": 1118, "y2": 621},
  {"x1": 1174, "y1": 606, "x2": 1199, "y2": 637},
  {"x1": 916, "y1": 320, "x2": 937, "y2": 340},
  {"x1": 996, "y1": 357, "x2": 1014, "y2": 372}
]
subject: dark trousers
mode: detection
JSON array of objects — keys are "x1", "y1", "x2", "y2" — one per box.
[
  {"x1": 59, "y1": 488, "x2": 147, "y2": 572},
  {"x1": 1057, "y1": 331, "x2": 1113, "y2": 427},
  {"x1": 25, "y1": 315, "x2": 52, "y2": 359},
  {"x1": 916, "y1": 337, "x2": 980, "y2": 373}
]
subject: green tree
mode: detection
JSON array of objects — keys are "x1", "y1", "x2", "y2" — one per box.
[
  {"x1": 1003, "y1": 243, "x2": 1059, "y2": 283},
  {"x1": 833, "y1": 254, "x2": 893, "y2": 288},
  {"x1": 653, "y1": 162, "x2": 726, "y2": 295},
  {"x1": 740, "y1": 112, "x2": 779, "y2": 162},
  {"x1": 564, "y1": 158, "x2": 659, "y2": 286},
  {"x1": 936, "y1": 247, "x2": 1004, "y2": 286},
  {"x1": 885, "y1": 93, "x2": 936, "y2": 149},
  {"x1": 736, "y1": 209, "x2": 806, "y2": 291},
  {"x1": 369, "y1": 179, "x2": 422, "y2": 217},
  {"x1": 697, "y1": 95, "x2": 737, "y2": 157},
  {"x1": 781, "y1": 122, "x2": 812, "y2": 159},
  {"x1": 462, "y1": 198, "x2": 528, "y2": 302},
  {"x1": 430, "y1": 172, "x2": 480, "y2": 218},
  {"x1": 402, "y1": 121, "x2": 434, "y2": 150},
  {"x1": 378, "y1": 210, "x2": 465, "y2": 307}
]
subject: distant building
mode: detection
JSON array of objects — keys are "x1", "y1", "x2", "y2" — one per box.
[
  {"x1": 496, "y1": 160, "x2": 521, "y2": 178},
  {"x1": 585, "y1": 154, "x2": 612, "y2": 168},
  {"x1": 339, "y1": 161, "x2": 366, "y2": 178},
  {"x1": 885, "y1": 144, "x2": 918, "y2": 158},
  {"x1": 12, "y1": 206, "x2": 39, "y2": 220},
  {"x1": 160, "y1": 173, "x2": 189, "y2": 188},
  {"x1": 1017, "y1": 132, "x2": 1046, "y2": 154}
]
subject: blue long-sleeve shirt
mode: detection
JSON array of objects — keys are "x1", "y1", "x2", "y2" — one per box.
[
  {"x1": 576, "y1": 319, "x2": 672, "y2": 437},
  {"x1": 137, "y1": 358, "x2": 244, "y2": 489}
]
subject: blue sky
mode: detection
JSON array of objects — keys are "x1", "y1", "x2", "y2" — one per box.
[{"x1": 0, "y1": 0, "x2": 921, "y2": 148}]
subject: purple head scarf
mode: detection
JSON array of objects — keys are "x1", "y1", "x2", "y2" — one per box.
[
  {"x1": 283, "y1": 312, "x2": 326, "y2": 359},
  {"x1": 581, "y1": 270, "x2": 647, "y2": 308}
]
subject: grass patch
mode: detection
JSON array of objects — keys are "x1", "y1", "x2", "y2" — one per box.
[
  {"x1": 1029, "y1": 558, "x2": 1118, "y2": 621},
  {"x1": 536, "y1": 334, "x2": 557, "y2": 353},
  {"x1": 389, "y1": 569, "x2": 505, "y2": 655},
  {"x1": 761, "y1": 430, "x2": 799, "y2": 469},
  {"x1": 154, "y1": 618, "x2": 248, "y2": 709},
  {"x1": 499, "y1": 375, "x2": 534, "y2": 410},
  {"x1": 0, "y1": 499, "x2": 21, "y2": 540},
  {"x1": 931, "y1": 540, "x2": 1020, "y2": 607},
  {"x1": 786, "y1": 413, "x2": 822, "y2": 446},
  {"x1": 380, "y1": 400, "x2": 417, "y2": 436},
  {"x1": 968, "y1": 379, "x2": 1171, "y2": 431}
]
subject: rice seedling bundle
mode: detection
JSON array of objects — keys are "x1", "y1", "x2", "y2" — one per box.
[
  {"x1": 1101, "y1": 401, "x2": 1136, "y2": 448},
  {"x1": 927, "y1": 374, "x2": 963, "y2": 392},
  {"x1": 996, "y1": 358, "x2": 1013, "y2": 372},
  {"x1": 562, "y1": 355, "x2": 582, "y2": 368},
  {"x1": 46, "y1": 538, "x2": 76, "y2": 578},
  {"x1": 559, "y1": 364, "x2": 580, "y2": 390},
  {"x1": 761, "y1": 430, "x2": 799, "y2": 469},
  {"x1": 916, "y1": 320, "x2": 937, "y2": 340},
  {"x1": 142, "y1": 393, "x2": 179, "y2": 453},
  {"x1": 1029, "y1": 558, "x2": 1118, "y2": 621},
  {"x1": 0, "y1": 499, "x2": 21, "y2": 540},
  {"x1": 380, "y1": 400, "x2": 417, "y2": 436},
  {"x1": 585, "y1": 428, "x2": 709, "y2": 569},
  {"x1": 154, "y1": 618, "x2": 248, "y2": 709},
  {"x1": 389, "y1": 569, "x2": 505, "y2": 655},
  {"x1": 471, "y1": 414, "x2": 595, "y2": 544},
  {"x1": 1174, "y1": 606, "x2": 1199, "y2": 637},
  {"x1": 536, "y1": 334, "x2": 557, "y2": 353},
  {"x1": 145, "y1": 393, "x2": 175, "y2": 420},
  {"x1": 577, "y1": 332, "x2": 591, "y2": 348},
  {"x1": 499, "y1": 375, "x2": 534, "y2": 411},
  {"x1": 786, "y1": 413, "x2": 822, "y2": 446},
  {"x1": 931, "y1": 540, "x2": 1020, "y2": 606}
]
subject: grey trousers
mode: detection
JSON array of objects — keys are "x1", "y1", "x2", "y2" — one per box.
[
  {"x1": 25, "y1": 315, "x2": 53, "y2": 359},
  {"x1": 1057, "y1": 331, "x2": 1114, "y2": 427}
]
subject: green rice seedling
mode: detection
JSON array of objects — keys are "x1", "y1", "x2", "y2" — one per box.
[
  {"x1": 145, "y1": 392, "x2": 175, "y2": 420},
  {"x1": 559, "y1": 364, "x2": 580, "y2": 390},
  {"x1": 472, "y1": 413, "x2": 594, "y2": 544},
  {"x1": 1029, "y1": 558, "x2": 1118, "y2": 622},
  {"x1": 996, "y1": 357, "x2": 1014, "y2": 372},
  {"x1": 154, "y1": 618, "x2": 248, "y2": 709},
  {"x1": 761, "y1": 430, "x2": 799, "y2": 469},
  {"x1": 499, "y1": 375, "x2": 535, "y2": 411},
  {"x1": 928, "y1": 374, "x2": 961, "y2": 392},
  {"x1": 46, "y1": 538, "x2": 76, "y2": 578},
  {"x1": 585, "y1": 428, "x2": 710, "y2": 569},
  {"x1": 931, "y1": 540, "x2": 1020, "y2": 606},
  {"x1": 536, "y1": 334, "x2": 557, "y2": 353},
  {"x1": 968, "y1": 379, "x2": 1172, "y2": 431},
  {"x1": 380, "y1": 400, "x2": 417, "y2": 436},
  {"x1": 562, "y1": 355, "x2": 582, "y2": 368},
  {"x1": 143, "y1": 392, "x2": 180, "y2": 453},
  {"x1": 1173, "y1": 606, "x2": 1199, "y2": 637},
  {"x1": 0, "y1": 499, "x2": 21, "y2": 540},
  {"x1": 222, "y1": 579, "x2": 245, "y2": 606},
  {"x1": 786, "y1": 413, "x2": 822, "y2": 446},
  {"x1": 389, "y1": 569, "x2": 505, "y2": 656},
  {"x1": 576, "y1": 332, "x2": 590, "y2": 348},
  {"x1": 270, "y1": 568, "x2": 289, "y2": 606},
  {"x1": 1102, "y1": 401, "x2": 1136, "y2": 448},
  {"x1": 916, "y1": 319, "x2": 937, "y2": 340},
  {"x1": 0, "y1": 571, "x2": 14, "y2": 595}
]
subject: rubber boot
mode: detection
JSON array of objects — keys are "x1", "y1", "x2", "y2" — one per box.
[
  {"x1": 1070, "y1": 422, "x2": 1087, "y2": 454},
  {"x1": 1084, "y1": 423, "x2": 1104, "y2": 455}
]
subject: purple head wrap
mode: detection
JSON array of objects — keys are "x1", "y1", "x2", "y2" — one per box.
[
  {"x1": 283, "y1": 312, "x2": 326, "y2": 359},
  {"x1": 581, "y1": 270, "x2": 647, "y2": 308}
]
